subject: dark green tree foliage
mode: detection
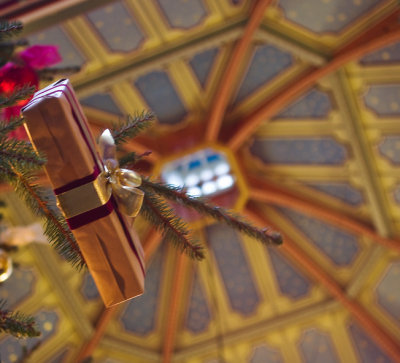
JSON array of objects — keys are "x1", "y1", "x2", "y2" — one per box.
[{"x1": 0, "y1": 300, "x2": 40, "y2": 338}]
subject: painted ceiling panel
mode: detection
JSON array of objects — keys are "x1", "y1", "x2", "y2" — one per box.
[
  {"x1": 266, "y1": 248, "x2": 312, "y2": 300},
  {"x1": 374, "y1": 260, "x2": 400, "y2": 324},
  {"x1": 80, "y1": 272, "x2": 100, "y2": 301},
  {"x1": 155, "y1": 0, "x2": 208, "y2": 29},
  {"x1": 363, "y1": 84, "x2": 400, "y2": 117},
  {"x1": 279, "y1": 0, "x2": 384, "y2": 34},
  {"x1": 360, "y1": 41, "x2": 400, "y2": 65},
  {"x1": 233, "y1": 44, "x2": 293, "y2": 104},
  {"x1": 81, "y1": 93, "x2": 123, "y2": 116},
  {"x1": 134, "y1": 70, "x2": 187, "y2": 125},
  {"x1": 298, "y1": 328, "x2": 340, "y2": 363},
  {"x1": 189, "y1": 47, "x2": 219, "y2": 89},
  {"x1": 185, "y1": 269, "x2": 212, "y2": 334},
  {"x1": 206, "y1": 224, "x2": 260, "y2": 316},
  {"x1": 278, "y1": 207, "x2": 360, "y2": 266},
  {"x1": 274, "y1": 88, "x2": 333, "y2": 119},
  {"x1": 305, "y1": 182, "x2": 365, "y2": 207},
  {"x1": 249, "y1": 344, "x2": 284, "y2": 363},
  {"x1": 86, "y1": 1, "x2": 145, "y2": 53},
  {"x1": 378, "y1": 136, "x2": 400, "y2": 165},
  {"x1": 119, "y1": 247, "x2": 164, "y2": 335},
  {"x1": 249, "y1": 138, "x2": 348, "y2": 165},
  {"x1": 348, "y1": 321, "x2": 393, "y2": 363},
  {"x1": 0, "y1": 267, "x2": 36, "y2": 307},
  {"x1": 28, "y1": 26, "x2": 86, "y2": 68}
]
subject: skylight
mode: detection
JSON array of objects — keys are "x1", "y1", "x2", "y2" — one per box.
[{"x1": 161, "y1": 148, "x2": 235, "y2": 197}]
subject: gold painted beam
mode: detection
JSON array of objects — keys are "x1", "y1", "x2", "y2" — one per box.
[
  {"x1": 174, "y1": 300, "x2": 339, "y2": 360},
  {"x1": 248, "y1": 178, "x2": 400, "y2": 253},
  {"x1": 228, "y1": 11, "x2": 400, "y2": 151},
  {"x1": 245, "y1": 205, "x2": 400, "y2": 362},
  {"x1": 205, "y1": 0, "x2": 274, "y2": 142}
]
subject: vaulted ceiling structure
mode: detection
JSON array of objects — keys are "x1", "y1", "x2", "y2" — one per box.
[{"x1": 1, "y1": 0, "x2": 400, "y2": 362}]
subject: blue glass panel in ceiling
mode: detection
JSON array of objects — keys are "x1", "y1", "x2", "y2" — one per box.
[
  {"x1": 0, "y1": 310, "x2": 59, "y2": 363},
  {"x1": 364, "y1": 85, "x2": 400, "y2": 117},
  {"x1": 87, "y1": 1, "x2": 144, "y2": 52},
  {"x1": 156, "y1": 0, "x2": 208, "y2": 29},
  {"x1": 250, "y1": 344, "x2": 284, "y2": 363},
  {"x1": 275, "y1": 89, "x2": 332, "y2": 119},
  {"x1": 278, "y1": 207, "x2": 360, "y2": 266},
  {"x1": 0, "y1": 267, "x2": 36, "y2": 308},
  {"x1": 28, "y1": 26, "x2": 85, "y2": 67},
  {"x1": 306, "y1": 182, "x2": 364, "y2": 206},
  {"x1": 185, "y1": 270, "x2": 211, "y2": 333},
  {"x1": 361, "y1": 42, "x2": 400, "y2": 65},
  {"x1": 206, "y1": 224, "x2": 260, "y2": 315},
  {"x1": 348, "y1": 321, "x2": 392, "y2": 363},
  {"x1": 81, "y1": 93, "x2": 123, "y2": 116},
  {"x1": 189, "y1": 47, "x2": 219, "y2": 88},
  {"x1": 279, "y1": 0, "x2": 382, "y2": 33},
  {"x1": 378, "y1": 136, "x2": 400, "y2": 165},
  {"x1": 234, "y1": 44, "x2": 293, "y2": 104},
  {"x1": 120, "y1": 248, "x2": 164, "y2": 335},
  {"x1": 250, "y1": 138, "x2": 348, "y2": 165},
  {"x1": 267, "y1": 248, "x2": 311, "y2": 300},
  {"x1": 375, "y1": 261, "x2": 400, "y2": 325},
  {"x1": 299, "y1": 328, "x2": 340, "y2": 363},
  {"x1": 135, "y1": 70, "x2": 187, "y2": 125}
]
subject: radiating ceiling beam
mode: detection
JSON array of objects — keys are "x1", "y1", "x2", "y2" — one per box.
[
  {"x1": 73, "y1": 20, "x2": 244, "y2": 96},
  {"x1": 228, "y1": 10, "x2": 400, "y2": 151},
  {"x1": 11, "y1": 0, "x2": 117, "y2": 35},
  {"x1": 75, "y1": 229, "x2": 163, "y2": 362},
  {"x1": 174, "y1": 299, "x2": 339, "y2": 360},
  {"x1": 248, "y1": 179, "x2": 400, "y2": 253},
  {"x1": 205, "y1": 0, "x2": 273, "y2": 142},
  {"x1": 245, "y1": 205, "x2": 400, "y2": 362},
  {"x1": 162, "y1": 253, "x2": 190, "y2": 363}
]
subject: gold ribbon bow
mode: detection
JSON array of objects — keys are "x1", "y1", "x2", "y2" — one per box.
[
  {"x1": 57, "y1": 130, "x2": 144, "y2": 219},
  {"x1": 98, "y1": 129, "x2": 144, "y2": 217}
]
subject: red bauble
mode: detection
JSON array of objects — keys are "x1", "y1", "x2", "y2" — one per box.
[{"x1": 0, "y1": 62, "x2": 39, "y2": 140}]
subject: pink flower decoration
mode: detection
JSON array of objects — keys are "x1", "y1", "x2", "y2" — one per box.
[{"x1": 19, "y1": 45, "x2": 62, "y2": 70}]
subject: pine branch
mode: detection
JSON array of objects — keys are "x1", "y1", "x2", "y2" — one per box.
[
  {"x1": 0, "y1": 137, "x2": 45, "y2": 171},
  {"x1": 0, "y1": 300, "x2": 40, "y2": 338},
  {"x1": 0, "y1": 20, "x2": 23, "y2": 38},
  {"x1": 0, "y1": 85, "x2": 36, "y2": 108},
  {"x1": 3, "y1": 166, "x2": 85, "y2": 269},
  {"x1": 111, "y1": 112, "x2": 154, "y2": 146},
  {"x1": 141, "y1": 179, "x2": 283, "y2": 245},
  {"x1": 118, "y1": 151, "x2": 152, "y2": 168},
  {"x1": 140, "y1": 189, "x2": 204, "y2": 260},
  {"x1": 0, "y1": 117, "x2": 24, "y2": 137}
]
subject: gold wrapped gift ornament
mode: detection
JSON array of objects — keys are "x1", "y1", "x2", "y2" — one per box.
[{"x1": 22, "y1": 79, "x2": 145, "y2": 307}]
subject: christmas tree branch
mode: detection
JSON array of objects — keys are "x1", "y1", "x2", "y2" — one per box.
[
  {"x1": 0, "y1": 86, "x2": 35, "y2": 108},
  {"x1": 140, "y1": 189, "x2": 204, "y2": 260},
  {"x1": 111, "y1": 112, "x2": 154, "y2": 146},
  {"x1": 0, "y1": 138, "x2": 45, "y2": 171},
  {"x1": 0, "y1": 20, "x2": 23, "y2": 37},
  {"x1": 119, "y1": 151, "x2": 152, "y2": 168},
  {"x1": 0, "y1": 300, "x2": 40, "y2": 338},
  {"x1": 4, "y1": 166, "x2": 85, "y2": 269},
  {"x1": 141, "y1": 179, "x2": 283, "y2": 245}
]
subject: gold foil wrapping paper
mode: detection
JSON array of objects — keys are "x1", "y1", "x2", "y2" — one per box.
[{"x1": 22, "y1": 79, "x2": 145, "y2": 307}]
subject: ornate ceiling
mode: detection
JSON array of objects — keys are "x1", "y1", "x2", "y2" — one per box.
[{"x1": 1, "y1": 0, "x2": 400, "y2": 362}]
